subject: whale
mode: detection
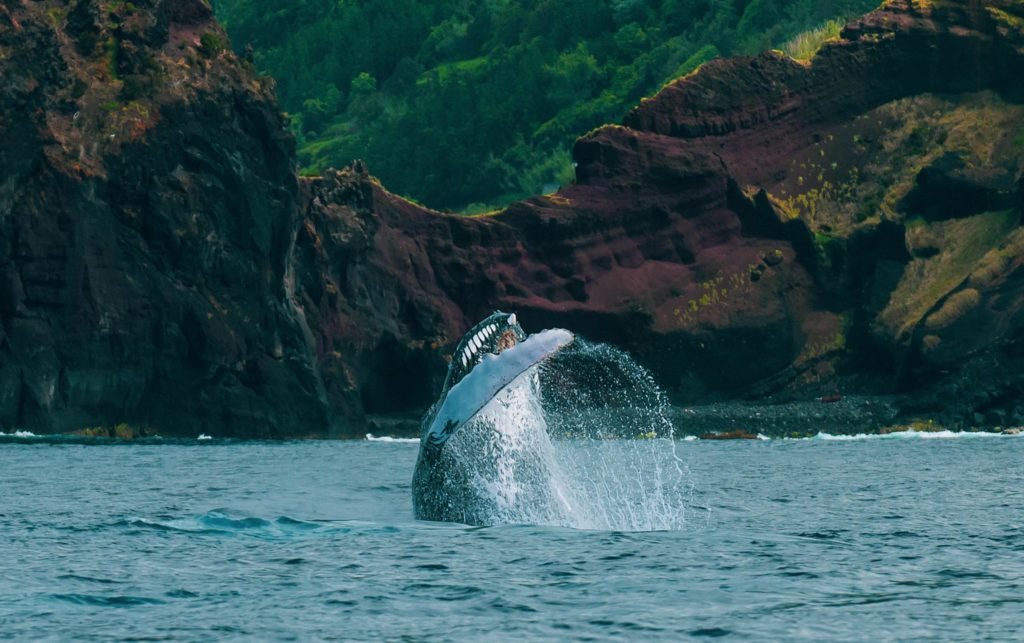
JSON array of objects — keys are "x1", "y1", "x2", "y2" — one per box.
[{"x1": 412, "y1": 311, "x2": 574, "y2": 524}]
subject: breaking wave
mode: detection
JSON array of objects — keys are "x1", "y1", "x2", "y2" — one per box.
[
  {"x1": 366, "y1": 434, "x2": 420, "y2": 443},
  {"x1": 0, "y1": 430, "x2": 38, "y2": 438},
  {"x1": 810, "y1": 430, "x2": 1021, "y2": 441}
]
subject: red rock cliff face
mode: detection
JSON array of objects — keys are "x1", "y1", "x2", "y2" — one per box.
[
  {"x1": 297, "y1": 0, "x2": 1024, "y2": 432},
  {"x1": 2, "y1": 0, "x2": 1023, "y2": 437}
]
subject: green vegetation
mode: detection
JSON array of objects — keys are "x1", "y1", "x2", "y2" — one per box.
[
  {"x1": 671, "y1": 263, "x2": 772, "y2": 328},
  {"x1": 987, "y1": 6, "x2": 1024, "y2": 30},
  {"x1": 212, "y1": 0, "x2": 878, "y2": 211},
  {"x1": 45, "y1": 5, "x2": 69, "y2": 29},
  {"x1": 925, "y1": 287, "x2": 981, "y2": 330},
  {"x1": 105, "y1": 35, "x2": 120, "y2": 80},
  {"x1": 199, "y1": 32, "x2": 229, "y2": 58},
  {"x1": 781, "y1": 19, "x2": 843, "y2": 61},
  {"x1": 881, "y1": 209, "x2": 1018, "y2": 338}
]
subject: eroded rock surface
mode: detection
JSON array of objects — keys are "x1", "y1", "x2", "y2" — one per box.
[
  {"x1": 1, "y1": 0, "x2": 330, "y2": 437},
  {"x1": 2, "y1": 0, "x2": 1023, "y2": 436}
]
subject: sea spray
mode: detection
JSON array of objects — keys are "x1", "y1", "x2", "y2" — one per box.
[
  {"x1": 439, "y1": 338, "x2": 690, "y2": 530},
  {"x1": 541, "y1": 340, "x2": 691, "y2": 531},
  {"x1": 442, "y1": 371, "x2": 576, "y2": 526}
]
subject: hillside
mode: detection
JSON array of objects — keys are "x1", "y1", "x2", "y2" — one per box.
[
  {"x1": 212, "y1": 0, "x2": 879, "y2": 211},
  {"x1": 292, "y1": 0, "x2": 1024, "y2": 433}
]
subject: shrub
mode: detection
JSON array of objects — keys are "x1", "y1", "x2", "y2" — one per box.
[
  {"x1": 782, "y1": 20, "x2": 843, "y2": 61},
  {"x1": 199, "y1": 32, "x2": 228, "y2": 58}
]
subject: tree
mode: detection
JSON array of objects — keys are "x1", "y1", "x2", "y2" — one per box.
[{"x1": 215, "y1": 0, "x2": 881, "y2": 210}]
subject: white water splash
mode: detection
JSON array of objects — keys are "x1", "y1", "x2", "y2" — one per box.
[
  {"x1": 442, "y1": 371, "x2": 576, "y2": 526},
  {"x1": 811, "y1": 430, "x2": 1021, "y2": 441},
  {"x1": 365, "y1": 434, "x2": 420, "y2": 443},
  {"x1": 440, "y1": 340, "x2": 691, "y2": 531},
  {"x1": 0, "y1": 430, "x2": 37, "y2": 438}
]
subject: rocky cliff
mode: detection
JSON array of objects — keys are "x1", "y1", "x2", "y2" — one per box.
[
  {"x1": 2, "y1": 0, "x2": 1023, "y2": 437},
  {"x1": 0, "y1": 0, "x2": 334, "y2": 437}
]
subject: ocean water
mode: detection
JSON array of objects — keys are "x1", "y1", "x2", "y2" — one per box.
[{"x1": 2, "y1": 433, "x2": 1023, "y2": 640}]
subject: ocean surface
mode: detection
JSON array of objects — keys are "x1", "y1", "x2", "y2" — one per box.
[{"x1": 2, "y1": 432, "x2": 1022, "y2": 640}]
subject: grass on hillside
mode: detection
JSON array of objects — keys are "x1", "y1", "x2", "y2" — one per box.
[{"x1": 782, "y1": 20, "x2": 843, "y2": 61}]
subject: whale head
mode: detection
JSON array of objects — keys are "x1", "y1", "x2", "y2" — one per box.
[{"x1": 441, "y1": 311, "x2": 526, "y2": 393}]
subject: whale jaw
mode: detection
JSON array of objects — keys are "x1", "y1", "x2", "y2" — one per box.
[{"x1": 441, "y1": 311, "x2": 526, "y2": 393}]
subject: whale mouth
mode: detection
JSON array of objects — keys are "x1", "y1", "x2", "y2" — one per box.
[
  {"x1": 442, "y1": 311, "x2": 527, "y2": 392},
  {"x1": 495, "y1": 328, "x2": 519, "y2": 352}
]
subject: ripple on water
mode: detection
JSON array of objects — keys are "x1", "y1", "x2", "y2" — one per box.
[
  {"x1": 108, "y1": 511, "x2": 357, "y2": 539},
  {"x1": 165, "y1": 589, "x2": 199, "y2": 598},
  {"x1": 689, "y1": 627, "x2": 732, "y2": 638},
  {"x1": 50, "y1": 594, "x2": 166, "y2": 607},
  {"x1": 56, "y1": 574, "x2": 123, "y2": 585}
]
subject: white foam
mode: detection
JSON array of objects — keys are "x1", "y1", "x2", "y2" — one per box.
[
  {"x1": 0, "y1": 430, "x2": 37, "y2": 438},
  {"x1": 365, "y1": 434, "x2": 420, "y2": 443},
  {"x1": 197, "y1": 434, "x2": 213, "y2": 441},
  {"x1": 812, "y1": 430, "x2": 1015, "y2": 441}
]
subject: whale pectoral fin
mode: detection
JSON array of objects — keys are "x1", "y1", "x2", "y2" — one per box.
[
  {"x1": 427, "y1": 418, "x2": 460, "y2": 447},
  {"x1": 425, "y1": 329, "x2": 574, "y2": 446}
]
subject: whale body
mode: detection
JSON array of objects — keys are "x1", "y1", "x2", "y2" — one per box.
[{"x1": 412, "y1": 312, "x2": 574, "y2": 524}]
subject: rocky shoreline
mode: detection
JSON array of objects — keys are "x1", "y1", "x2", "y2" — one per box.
[
  {"x1": 5, "y1": 394, "x2": 1024, "y2": 442},
  {"x1": 2, "y1": 0, "x2": 1023, "y2": 438}
]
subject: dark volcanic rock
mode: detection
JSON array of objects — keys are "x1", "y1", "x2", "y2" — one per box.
[
  {"x1": 699, "y1": 430, "x2": 759, "y2": 441},
  {"x1": 0, "y1": 0, "x2": 330, "y2": 437},
  {"x1": 2, "y1": 0, "x2": 1023, "y2": 436}
]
